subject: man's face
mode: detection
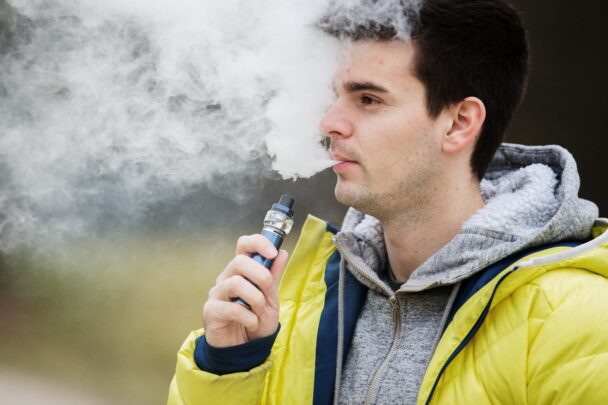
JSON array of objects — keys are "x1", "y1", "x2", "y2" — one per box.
[{"x1": 321, "y1": 40, "x2": 448, "y2": 219}]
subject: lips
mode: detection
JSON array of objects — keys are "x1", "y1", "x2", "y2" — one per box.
[
  {"x1": 332, "y1": 161, "x2": 356, "y2": 172},
  {"x1": 329, "y1": 150, "x2": 357, "y2": 164},
  {"x1": 330, "y1": 150, "x2": 358, "y2": 173}
]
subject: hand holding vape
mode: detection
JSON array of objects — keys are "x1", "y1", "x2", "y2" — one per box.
[{"x1": 232, "y1": 194, "x2": 295, "y2": 309}]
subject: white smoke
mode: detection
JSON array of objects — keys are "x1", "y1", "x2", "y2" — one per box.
[
  {"x1": 0, "y1": 0, "x2": 421, "y2": 252},
  {"x1": 0, "y1": 0, "x2": 340, "y2": 251},
  {"x1": 318, "y1": 0, "x2": 422, "y2": 40}
]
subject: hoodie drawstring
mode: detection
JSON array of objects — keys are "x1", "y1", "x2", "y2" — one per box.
[
  {"x1": 423, "y1": 282, "x2": 461, "y2": 377},
  {"x1": 333, "y1": 257, "x2": 347, "y2": 404}
]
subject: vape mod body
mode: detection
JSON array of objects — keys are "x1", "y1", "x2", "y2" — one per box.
[{"x1": 233, "y1": 194, "x2": 295, "y2": 308}]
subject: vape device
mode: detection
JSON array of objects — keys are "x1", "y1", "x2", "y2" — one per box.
[{"x1": 233, "y1": 194, "x2": 295, "y2": 309}]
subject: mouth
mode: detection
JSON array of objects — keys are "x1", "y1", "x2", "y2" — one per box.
[{"x1": 330, "y1": 151, "x2": 358, "y2": 172}]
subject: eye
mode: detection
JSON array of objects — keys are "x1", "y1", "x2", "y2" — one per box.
[{"x1": 360, "y1": 95, "x2": 379, "y2": 106}]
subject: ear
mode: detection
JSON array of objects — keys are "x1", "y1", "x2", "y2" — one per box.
[{"x1": 442, "y1": 97, "x2": 486, "y2": 154}]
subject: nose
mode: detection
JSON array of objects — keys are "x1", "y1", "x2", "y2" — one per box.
[{"x1": 320, "y1": 100, "x2": 354, "y2": 141}]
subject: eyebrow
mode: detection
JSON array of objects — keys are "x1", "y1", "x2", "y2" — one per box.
[
  {"x1": 343, "y1": 81, "x2": 388, "y2": 94},
  {"x1": 332, "y1": 80, "x2": 389, "y2": 96}
]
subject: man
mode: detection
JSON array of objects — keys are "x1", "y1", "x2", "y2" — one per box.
[{"x1": 168, "y1": 0, "x2": 608, "y2": 403}]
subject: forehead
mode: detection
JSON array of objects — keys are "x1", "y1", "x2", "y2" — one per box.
[{"x1": 333, "y1": 40, "x2": 418, "y2": 90}]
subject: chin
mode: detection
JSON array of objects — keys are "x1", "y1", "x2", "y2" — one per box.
[
  {"x1": 334, "y1": 181, "x2": 370, "y2": 212},
  {"x1": 334, "y1": 179, "x2": 352, "y2": 204}
]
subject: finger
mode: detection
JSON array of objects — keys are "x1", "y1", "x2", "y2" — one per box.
[
  {"x1": 235, "y1": 234, "x2": 278, "y2": 259},
  {"x1": 217, "y1": 255, "x2": 274, "y2": 291},
  {"x1": 270, "y1": 249, "x2": 289, "y2": 286},
  {"x1": 210, "y1": 275, "x2": 267, "y2": 313},
  {"x1": 266, "y1": 250, "x2": 289, "y2": 304},
  {"x1": 203, "y1": 299, "x2": 259, "y2": 332}
]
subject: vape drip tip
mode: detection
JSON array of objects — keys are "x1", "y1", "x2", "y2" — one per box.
[{"x1": 277, "y1": 195, "x2": 295, "y2": 215}]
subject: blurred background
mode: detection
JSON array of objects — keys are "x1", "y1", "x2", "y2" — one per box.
[{"x1": 0, "y1": 0, "x2": 606, "y2": 404}]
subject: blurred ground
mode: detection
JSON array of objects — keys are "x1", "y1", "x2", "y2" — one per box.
[
  {"x1": 0, "y1": 368, "x2": 110, "y2": 405},
  {"x1": 0, "y1": 230, "x2": 255, "y2": 404}
]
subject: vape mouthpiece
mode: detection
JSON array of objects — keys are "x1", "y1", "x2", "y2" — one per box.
[
  {"x1": 278, "y1": 194, "x2": 294, "y2": 209},
  {"x1": 273, "y1": 194, "x2": 295, "y2": 217}
]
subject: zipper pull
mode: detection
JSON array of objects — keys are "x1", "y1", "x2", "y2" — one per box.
[{"x1": 389, "y1": 295, "x2": 399, "y2": 323}]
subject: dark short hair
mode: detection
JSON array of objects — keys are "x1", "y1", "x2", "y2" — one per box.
[{"x1": 318, "y1": 0, "x2": 529, "y2": 180}]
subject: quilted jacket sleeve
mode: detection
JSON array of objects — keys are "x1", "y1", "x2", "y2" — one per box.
[
  {"x1": 526, "y1": 268, "x2": 608, "y2": 404},
  {"x1": 167, "y1": 329, "x2": 271, "y2": 405}
]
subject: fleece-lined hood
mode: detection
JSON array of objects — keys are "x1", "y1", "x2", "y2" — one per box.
[{"x1": 335, "y1": 143, "x2": 599, "y2": 292}]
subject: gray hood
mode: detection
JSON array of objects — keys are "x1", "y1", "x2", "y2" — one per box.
[{"x1": 336, "y1": 143, "x2": 599, "y2": 292}]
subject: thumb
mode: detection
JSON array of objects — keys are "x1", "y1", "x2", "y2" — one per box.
[{"x1": 269, "y1": 249, "x2": 289, "y2": 288}]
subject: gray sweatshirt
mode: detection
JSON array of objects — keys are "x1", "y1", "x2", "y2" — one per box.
[{"x1": 333, "y1": 144, "x2": 598, "y2": 404}]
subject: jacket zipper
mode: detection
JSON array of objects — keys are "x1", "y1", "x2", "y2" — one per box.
[
  {"x1": 334, "y1": 241, "x2": 404, "y2": 405},
  {"x1": 333, "y1": 239, "x2": 394, "y2": 297},
  {"x1": 364, "y1": 295, "x2": 402, "y2": 405}
]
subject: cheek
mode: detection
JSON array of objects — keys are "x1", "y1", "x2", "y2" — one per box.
[
  {"x1": 357, "y1": 110, "x2": 432, "y2": 171},
  {"x1": 369, "y1": 123, "x2": 411, "y2": 162},
  {"x1": 360, "y1": 138, "x2": 405, "y2": 186}
]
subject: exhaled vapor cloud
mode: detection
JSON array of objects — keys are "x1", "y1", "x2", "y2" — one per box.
[{"x1": 0, "y1": 0, "x2": 419, "y2": 252}]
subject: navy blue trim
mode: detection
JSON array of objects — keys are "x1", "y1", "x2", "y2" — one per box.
[
  {"x1": 326, "y1": 222, "x2": 340, "y2": 235},
  {"x1": 194, "y1": 324, "x2": 280, "y2": 375},
  {"x1": 312, "y1": 249, "x2": 367, "y2": 405},
  {"x1": 426, "y1": 241, "x2": 581, "y2": 405}
]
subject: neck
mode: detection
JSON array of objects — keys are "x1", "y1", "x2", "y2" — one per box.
[{"x1": 381, "y1": 175, "x2": 484, "y2": 283}]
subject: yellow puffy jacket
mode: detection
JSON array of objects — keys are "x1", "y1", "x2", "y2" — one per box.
[{"x1": 168, "y1": 215, "x2": 608, "y2": 404}]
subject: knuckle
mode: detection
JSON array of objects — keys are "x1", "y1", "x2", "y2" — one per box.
[
  {"x1": 215, "y1": 270, "x2": 227, "y2": 284},
  {"x1": 227, "y1": 255, "x2": 240, "y2": 269},
  {"x1": 226, "y1": 274, "x2": 245, "y2": 290},
  {"x1": 202, "y1": 299, "x2": 214, "y2": 318},
  {"x1": 253, "y1": 233, "x2": 267, "y2": 243},
  {"x1": 236, "y1": 235, "x2": 248, "y2": 247},
  {"x1": 234, "y1": 254, "x2": 249, "y2": 268},
  {"x1": 236, "y1": 234, "x2": 256, "y2": 249}
]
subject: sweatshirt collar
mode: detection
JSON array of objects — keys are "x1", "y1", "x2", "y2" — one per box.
[{"x1": 336, "y1": 143, "x2": 599, "y2": 292}]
